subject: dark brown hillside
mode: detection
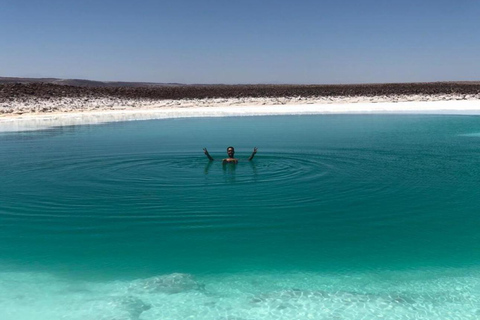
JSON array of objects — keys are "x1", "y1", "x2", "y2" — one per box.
[{"x1": 1, "y1": 82, "x2": 480, "y2": 103}]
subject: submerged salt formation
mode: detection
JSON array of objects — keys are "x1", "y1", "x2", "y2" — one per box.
[
  {"x1": 128, "y1": 273, "x2": 204, "y2": 294},
  {"x1": 1, "y1": 270, "x2": 479, "y2": 319}
]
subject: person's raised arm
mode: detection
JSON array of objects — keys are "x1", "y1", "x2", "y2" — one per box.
[
  {"x1": 248, "y1": 147, "x2": 258, "y2": 161},
  {"x1": 203, "y1": 148, "x2": 214, "y2": 161}
]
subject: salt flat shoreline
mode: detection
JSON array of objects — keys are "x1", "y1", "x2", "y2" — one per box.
[{"x1": 1, "y1": 95, "x2": 480, "y2": 132}]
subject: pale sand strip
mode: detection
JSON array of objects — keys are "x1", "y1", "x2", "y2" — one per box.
[{"x1": 1, "y1": 99, "x2": 480, "y2": 132}]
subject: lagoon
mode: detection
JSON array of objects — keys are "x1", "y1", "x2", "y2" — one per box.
[{"x1": 1, "y1": 114, "x2": 480, "y2": 319}]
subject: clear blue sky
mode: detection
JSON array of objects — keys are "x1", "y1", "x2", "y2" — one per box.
[{"x1": 1, "y1": 0, "x2": 479, "y2": 84}]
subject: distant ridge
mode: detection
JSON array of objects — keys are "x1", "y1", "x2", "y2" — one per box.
[
  {"x1": 0, "y1": 77, "x2": 185, "y2": 87},
  {"x1": 2, "y1": 76, "x2": 480, "y2": 88}
]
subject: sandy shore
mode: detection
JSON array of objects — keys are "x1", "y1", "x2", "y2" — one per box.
[{"x1": 1, "y1": 94, "x2": 480, "y2": 132}]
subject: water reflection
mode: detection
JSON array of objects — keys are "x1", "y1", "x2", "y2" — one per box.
[
  {"x1": 203, "y1": 160, "x2": 258, "y2": 184},
  {"x1": 222, "y1": 162, "x2": 237, "y2": 183},
  {"x1": 204, "y1": 161, "x2": 214, "y2": 174},
  {"x1": 249, "y1": 161, "x2": 258, "y2": 182},
  {"x1": 203, "y1": 161, "x2": 258, "y2": 182}
]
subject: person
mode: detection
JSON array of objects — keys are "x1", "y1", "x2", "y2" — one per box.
[{"x1": 203, "y1": 146, "x2": 258, "y2": 163}]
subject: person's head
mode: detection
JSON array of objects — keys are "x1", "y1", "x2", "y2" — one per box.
[{"x1": 226, "y1": 146, "x2": 235, "y2": 158}]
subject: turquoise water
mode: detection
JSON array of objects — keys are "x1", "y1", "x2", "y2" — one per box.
[{"x1": 1, "y1": 115, "x2": 480, "y2": 319}]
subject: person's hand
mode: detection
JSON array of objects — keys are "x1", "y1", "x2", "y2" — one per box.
[
  {"x1": 253, "y1": 147, "x2": 258, "y2": 154},
  {"x1": 203, "y1": 148, "x2": 209, "y2": 155}
]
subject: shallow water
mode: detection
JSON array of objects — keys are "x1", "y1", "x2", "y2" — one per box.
[{"x1": 1, "y1": 115, "x2": 480, "y2": 319}]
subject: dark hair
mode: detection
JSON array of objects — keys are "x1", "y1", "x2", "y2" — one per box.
[{"x1": 227, "y1": 146, "x2": 235, "y2": 151}]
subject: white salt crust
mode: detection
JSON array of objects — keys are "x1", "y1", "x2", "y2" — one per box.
[{"x1": 1, "y1": 96, "x2": 480, "y2": 132}]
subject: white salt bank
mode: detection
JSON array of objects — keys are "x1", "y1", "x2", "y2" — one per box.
[{"x1": 1, "y1": 99, "x2": 480, "y2": 132}]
